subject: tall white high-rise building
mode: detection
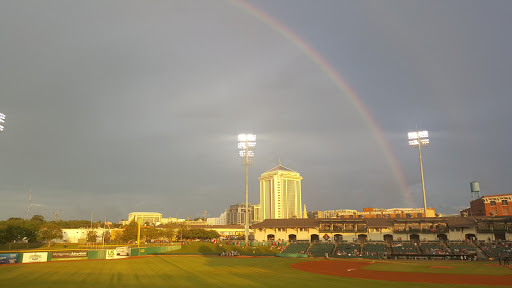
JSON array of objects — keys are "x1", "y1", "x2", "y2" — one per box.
[{"x1": 259, "y1": 164, "x2": 303, "y2": 220}]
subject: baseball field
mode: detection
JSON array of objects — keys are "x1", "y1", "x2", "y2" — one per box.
[{"x1": 1, "y1": 255, "x2": 511, "y2": 288}]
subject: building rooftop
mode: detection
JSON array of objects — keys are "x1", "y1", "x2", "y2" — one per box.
[{"x1": 264, "y1": 165, "x2": 297, "y2": 173}]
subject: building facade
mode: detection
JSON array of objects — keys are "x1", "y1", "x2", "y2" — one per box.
[
  {"x1": 225, "y1": 203, "x2": 254, "y2": 225},
  {"x1": 251, "y1": 216, "x2": 512, "y2": 243},
  {"x1": 462, "y1": 194, "x2": 512, "y2": 217},
  {"x1": 128, "y1": 212, "x2": 162, "y2": 225},
  {"x1": 259, "y1": 164, "x2": 303, "y2": 220}
]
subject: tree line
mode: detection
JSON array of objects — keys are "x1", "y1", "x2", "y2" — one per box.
[{"x1": 1, "y1": 216, "x2": 220, "y2": 247}]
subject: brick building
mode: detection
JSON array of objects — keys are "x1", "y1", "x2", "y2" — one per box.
[{"x1": 461, "y1": 194, "x2": 512, "y2": 216}]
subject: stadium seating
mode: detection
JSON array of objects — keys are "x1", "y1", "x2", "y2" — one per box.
[
  {"x1": 480, "y1": 243, "x2": 512, "y2": 259},
  {"x1": 308, "y1": 243, "x2": 335, "y2": 257},
  {"x1": 362, "y1": 243, "x2": 388, "y2": 258},
  {"x1": 333, "y1": 243, "x2": 361, "y2": 258},
  {"x1": 419, "y1": 243, "x2": 449, "y2": 255},
  {"x1": 448, "y1": 243, "x2": 477, "y2": 255},
  {"x1": 281, "y1": 243, "x2": 310, "y2": 254},
  {"x1": 392, "y1": 243, "x2": 418, "y2": 254}
]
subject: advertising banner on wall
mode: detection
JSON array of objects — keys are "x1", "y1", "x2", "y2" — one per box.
[
  {"x1": 115, "y1": 246, "x2": 131, "y2": 258},
  {"x1": 22, "y1": 252, "x2": 48, "y2": 263},
  {"x1": 106, "y1": 249, "x2": 116, "y2": 259},
  {"x1": 106, "y1": 247, "x2": 131, "y2": 259},
  {"x1": 0, "y1": 253, "x2": 18, "y2": 264},
  {"x1": 51, "y1": 251, "x2": 88, "y2": 261}
]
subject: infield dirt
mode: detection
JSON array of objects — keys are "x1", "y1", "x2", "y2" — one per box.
[{"x1": 291, "y1": 260, "x2": 512, "y2": 286}]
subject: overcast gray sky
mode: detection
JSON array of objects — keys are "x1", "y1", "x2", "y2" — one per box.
[{"x1": 1, "y1": 0, "x2": 511, "y2": 222}]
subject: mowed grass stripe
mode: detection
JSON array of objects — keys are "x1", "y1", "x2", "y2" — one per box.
[{"x1": 0, "y1": 256, "x2": 499, "y2": 288}]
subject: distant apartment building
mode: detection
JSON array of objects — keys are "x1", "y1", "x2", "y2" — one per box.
[
  {"x1": 259, "y1": 164, "x2": 303, "y2": 220},
  {"x1": 226, "y1": 203, "x2": 254, "y2": 225},
  {"x1": 207, "y1": 212, "x2": 227, "y2": 225}
]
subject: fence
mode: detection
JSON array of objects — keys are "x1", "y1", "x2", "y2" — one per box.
[{"x1": 0, "y1": 244, "x2": 181, "y2": 264}]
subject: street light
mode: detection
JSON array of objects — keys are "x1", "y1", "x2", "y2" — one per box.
[
  {"x1": 408, "y1": 130, "x2": 429, "y2": 217},
  {"x1": 238, "y1": 133, "x2": 256, "y2": 243},
  {"x1": 0, "y1": 113, "x2": 5, "y2": 132}
]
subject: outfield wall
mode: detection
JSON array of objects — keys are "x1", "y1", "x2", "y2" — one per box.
[{"x1": 0, "y1": 245, "x2": 181, "y2": 264}]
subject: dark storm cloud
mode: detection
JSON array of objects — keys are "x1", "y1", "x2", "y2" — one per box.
[{"x1": 1, "y1": 0, "x2": 511, "y2": 221}]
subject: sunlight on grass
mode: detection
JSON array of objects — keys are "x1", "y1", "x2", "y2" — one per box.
[{"x1": 0, "y1": 256, "x2": 502, "y2": 288}]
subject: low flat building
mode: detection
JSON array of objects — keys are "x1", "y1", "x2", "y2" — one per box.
[{"x1": 128, "y1": 212, "x2": 162, "y2": 225}]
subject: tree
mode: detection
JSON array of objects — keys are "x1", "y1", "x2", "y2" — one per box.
[
  {"x1": 143, "y1": 227, "x2": 160, "y2": 242},
  {"x1": 160, "y1": 223, "x2": 178, "y2": 242},
  {"x1": 38, "y1": 223, "x2": 63, "y2": 247},
  {"x1": 30, "y1": 215, "x2": 45, "y2": 223},
  {"x1": 121, "y1": 220, "x2": 139, "y2": 242},
  {"x1": 103, "y1": 230, "x2": 111, "y2": 243},
  {"x1": 182, "y1": 228, "x2": 220, "y2": 240},
  {"x1": 87, "y1": 230, "x2": 97, "y2": 243},
  {"x1": 1, "y1": 218, "x2": 40, "y2": 248}
]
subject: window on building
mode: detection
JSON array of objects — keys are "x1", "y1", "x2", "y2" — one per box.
[
  {"x1": 406, "y1": 214, "x2": 412, "y2": 218},
  {"x1": 417, "y1": 213, "x2": 423, "y2": 217},
  {"x1": 349, "y1": 215, "x2": 353, "y2": 218},
  {"x1": 376, "y1": 214, "x2": 381, "y2": 218},
  {"x1": 490, "y1": 201, "x2": 496, "y2": 206},
  {"x1": 396, "y1": 214, "x2": 401, "y2": 218},
  {"x1": 490, "y1": 208, "x2": 497, "y2": 216},
  {"x1": 502, "y1": 200, "x2": 508, "y2": 206},
  {"x1": 503, "y1": 207, "x2": 509, "y2": 215},
  {"x1": 358, "y1": 215, "x2": 363, "y2": 219}
]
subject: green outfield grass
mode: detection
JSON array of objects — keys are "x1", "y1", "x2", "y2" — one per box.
[
  {"x1": 364, "y1": 259, "x2": 512, "y2": 275},
  {"x1": 0, "y1": 256, "x2": 506, "y2": 288}
]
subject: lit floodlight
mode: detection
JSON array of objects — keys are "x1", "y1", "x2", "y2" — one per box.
[
  {"x1": 238, "y1": 134, "x2": 256, "y2": 142},
  {"x1": 408, "y1": 130, "x2": 429, "y2": 146},
  {"x1": 418, "y1": 131, "x2": 428, "y2": 138},
  {"x1": 0, "y1": 113, "x2": 4, "y2": 132},
  {"x1": 408, "y1": 130, "x2": 428, "y2": 140}
]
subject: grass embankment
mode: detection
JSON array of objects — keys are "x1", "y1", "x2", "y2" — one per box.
[
  {"x1": 365, "y1": 259, "x2": 512, "y2": 275},
  {"x1": 160, "y1": 242, "x2": 278, "y2": 256},
  {"x1": 0, "y1": 256, "x2": 486, "y2": 288},
  {"x1": 0, "y1": 243, "x2": 47, "y2": 251}
]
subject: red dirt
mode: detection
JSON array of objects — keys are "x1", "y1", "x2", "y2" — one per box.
[
  {"x1": 291, "y1": 260, "x2": 512, "y2": 286},
  {"x1": 429, "y1": 266, "x2": 454, "y2": 269}
]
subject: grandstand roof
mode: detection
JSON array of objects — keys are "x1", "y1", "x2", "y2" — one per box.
[
  {"x1": 251, "y1": 218, "x2": 320, "y2": 228},
  {"x1": 444, "y1": 217, "x2": 477, "y2": 227},
  {"x1": 365, "y1": 218, "x2": 394, "y2": 227}
]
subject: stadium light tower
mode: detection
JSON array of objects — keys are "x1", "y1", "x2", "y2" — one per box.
[
  {"x1": 408, "y1": 130, "x2": 429, "y2": 217},
  {"x1": 0, "y1": 113, "x2": 5, "y2": 132},
  {"x1": 238, "y1": 133, "x2": 256, "y2": 243}
]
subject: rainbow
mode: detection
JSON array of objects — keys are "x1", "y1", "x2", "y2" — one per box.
[{"x1": 230, "y1": 0, "x2": 414, "y2": 206}]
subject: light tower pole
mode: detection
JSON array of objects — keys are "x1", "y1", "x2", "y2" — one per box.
[
  {"x1": 238, "y1": 134, "x2": 256, "y2": 243},
  {"x1": 408, "y1": 130, "x2": 429, "y2": 217}
]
